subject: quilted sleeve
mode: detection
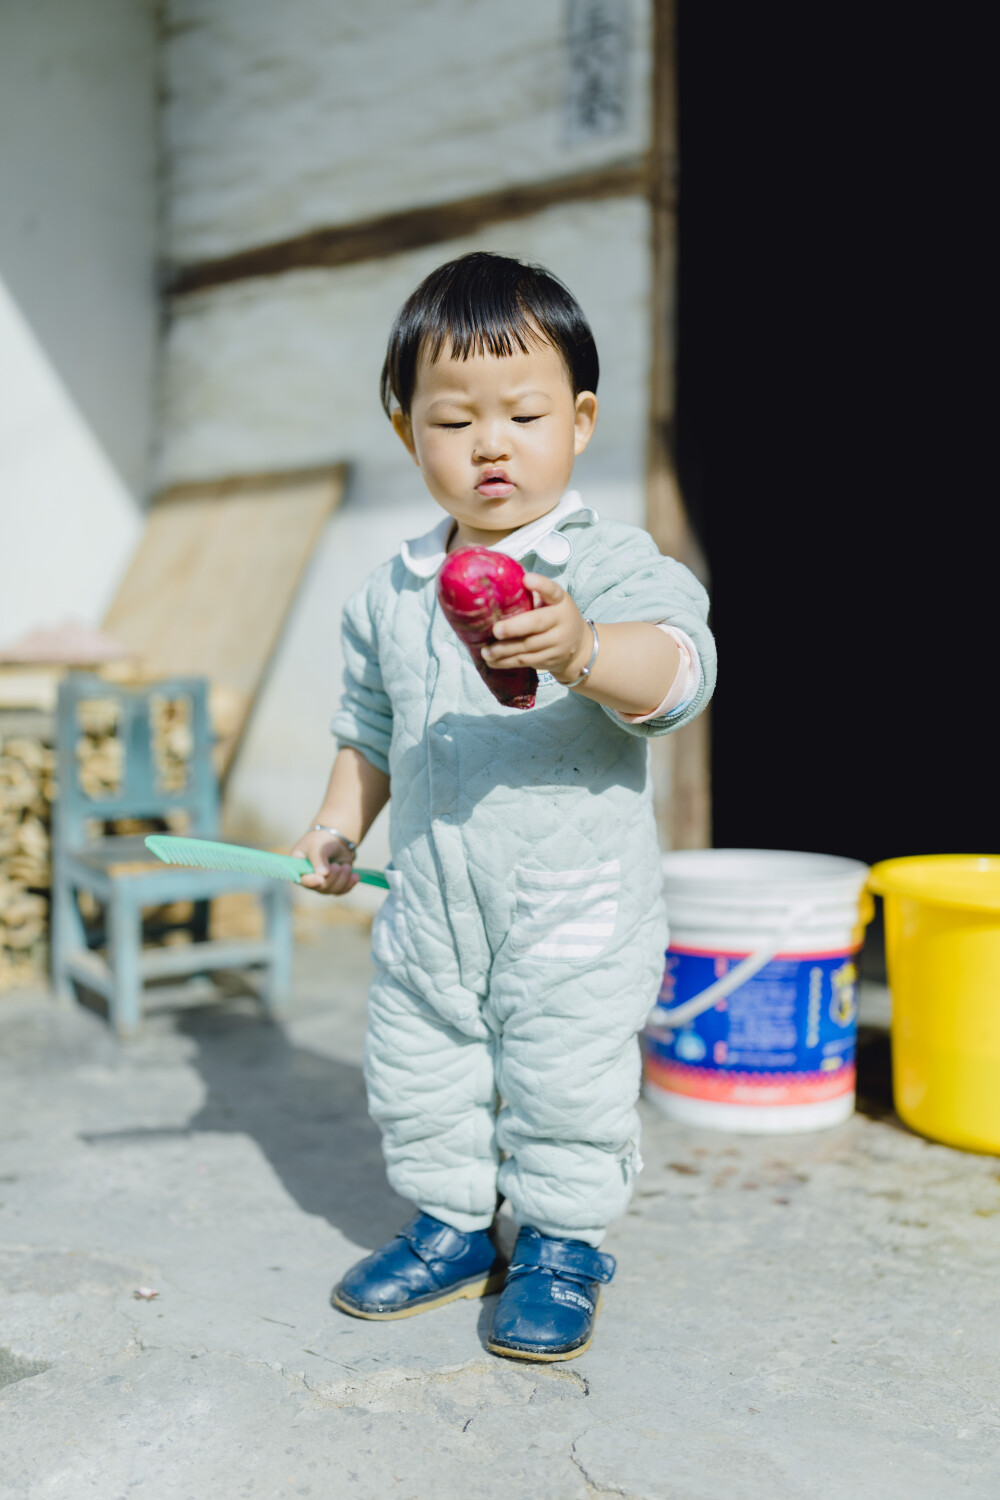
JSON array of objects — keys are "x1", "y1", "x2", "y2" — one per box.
[
  {"x1": 330, "y1": 576, "x2": 394, "y2": 775},
  {"x1": 572, "y1": 524, "x2": 717, "y2": 739}
]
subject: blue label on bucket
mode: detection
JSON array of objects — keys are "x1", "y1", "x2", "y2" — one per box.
[{"x1": 644, "y1": 948, "x2": 859, "y2": 1105}]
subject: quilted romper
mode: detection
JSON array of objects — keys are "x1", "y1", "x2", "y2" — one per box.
[{"x1": 332, "y1": 493, "x2": 716, "y2": 1245}]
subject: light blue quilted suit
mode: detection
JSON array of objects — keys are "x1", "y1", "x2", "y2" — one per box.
[{"x1": 332, "y1": 493, "x2": 716, "y2": 1245}]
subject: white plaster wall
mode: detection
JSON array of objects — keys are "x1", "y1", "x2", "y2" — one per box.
[
  {"x1": 158, "y1": 199, "x2": 652, "y2": 496},
  {"x1": 162, "y1": 0, "x2": 652, "y2": 262},
  {"x1": 0, "y1": 0, "x2": 159, "y2": 503},
  {"x1": 158, "y1": 199, "x2": 653, "y2": 898},
  {"x1": 0, "y1": 282, "x2": 143, "y2": 642}
]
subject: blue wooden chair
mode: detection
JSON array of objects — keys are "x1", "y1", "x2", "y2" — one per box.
[{"x1": 50, "y1": 674, "x2": 292, "y2": 1036}]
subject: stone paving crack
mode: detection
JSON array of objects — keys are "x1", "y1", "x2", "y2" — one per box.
[
  {"x1": 569, "y1": 1436, "x2": 639, "y2": 1499},
  {"x1": 126, "y1": 1336, "x2": 319, "y2": 1389}
]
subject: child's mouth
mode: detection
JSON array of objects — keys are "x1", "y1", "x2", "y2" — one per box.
[{"x1": 476, "y1": 470, "x2": 515, "y2": 498}]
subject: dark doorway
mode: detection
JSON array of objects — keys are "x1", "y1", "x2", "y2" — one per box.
[{"x1": 675, "y1": 4, "x2": 992, "y2": 865}]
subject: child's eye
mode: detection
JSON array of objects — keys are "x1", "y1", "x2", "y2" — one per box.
[
  {"x1": 512, "y1": 415, "x2": 542, "y2": 424},
  {"x1": 435, "y1": 422, "x2": 471, "y2": 429}
]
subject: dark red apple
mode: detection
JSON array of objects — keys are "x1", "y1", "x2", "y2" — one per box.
[{"x1": 436, "y1": 547, "x2": 537, "y2": 709}]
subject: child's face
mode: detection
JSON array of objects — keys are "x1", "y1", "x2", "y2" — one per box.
[{"x1": 392, "y1": 334, "x2": 597, "y2": 545}]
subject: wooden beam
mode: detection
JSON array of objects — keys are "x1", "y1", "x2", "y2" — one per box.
[
  {"x1": 647, "y1": 0, "x2": 687, "y2": 564},
  {"x1": 167, "y1": 159, "x2": 655, "y2": 297},
  {"x1": 646, "y1": 0, "x2": 712, "y2": 851}
]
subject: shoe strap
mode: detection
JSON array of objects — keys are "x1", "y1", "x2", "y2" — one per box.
[
  {"x1": 508, "y1": 1234, "x2": 615, "y2": 1284},
  {"x1": 400, "y1": 1213, "x2": 481, "y2": 1265}
]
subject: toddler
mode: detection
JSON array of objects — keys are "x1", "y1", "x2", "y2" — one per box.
[{"x1": 292, "y1": 251, "x2": 716, "y2": 1361}]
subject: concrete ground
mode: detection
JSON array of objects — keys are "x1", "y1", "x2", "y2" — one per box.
[{"x1": 1, "y1": 929, "x2": 998, "y2": 1500}]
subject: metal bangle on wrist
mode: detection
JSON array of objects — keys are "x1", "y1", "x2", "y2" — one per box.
[
  {"x1": 310, "y1": 825, "x2": 357, "y2": 856},
  {"x1": 561, "y1": 619, "x2": 600, "y2": 689}
]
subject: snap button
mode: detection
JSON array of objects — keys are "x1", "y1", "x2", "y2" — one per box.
[
  {"x1": 435, "y1": 722, "x2": 449, "y2": 736},
  {"x1": 439, "y1": 813, "x2": 453, "y2": 825}
]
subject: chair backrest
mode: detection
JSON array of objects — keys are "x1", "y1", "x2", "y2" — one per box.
[{"x1": 54, "y1": 674, "x2": 219, "y2": 853}]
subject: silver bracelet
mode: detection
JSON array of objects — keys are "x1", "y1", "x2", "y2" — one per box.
[
  {"x1": 310, "y1": 824, "x2": 357, "y2": 854},
  {"x1": 560, "y1": 619, "x2": 600, "y2": 689}
]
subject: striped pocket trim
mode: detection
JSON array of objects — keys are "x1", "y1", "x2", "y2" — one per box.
[{"x1": 511, "y1": 860, "x2": 621, "y2": 961}]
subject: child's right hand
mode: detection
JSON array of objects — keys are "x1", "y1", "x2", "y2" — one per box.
[{"x1": 291, "y1": 830, "x2": 360, "y2": 896}]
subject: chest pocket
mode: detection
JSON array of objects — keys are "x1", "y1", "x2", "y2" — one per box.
[
  {"x1": 509, "y1": 859, "x2": 621, "y2": 963},
  {"x1": 371, "y1": 866, "x2": 408, "y2": 967}
]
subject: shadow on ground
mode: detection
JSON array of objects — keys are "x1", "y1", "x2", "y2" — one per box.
[
  {"x1": 854, "y1": 1024, "x2": 899, "y2": 1124},
  {"x1": 83, "y1": 1004, "x2": 407, "y2": 1252}
]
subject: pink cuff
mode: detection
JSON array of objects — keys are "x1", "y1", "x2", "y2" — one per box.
[{"x1": 615, "y1": 625, "x2": 700, "y2": 724}]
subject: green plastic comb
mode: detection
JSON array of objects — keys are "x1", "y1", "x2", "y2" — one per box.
[{"x1": 144, "y1": 835, "x2": 390, "y2": 890}]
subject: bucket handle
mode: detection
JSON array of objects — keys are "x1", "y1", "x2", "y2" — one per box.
[{"x1": 650, "y1": 902, "x2": 819, "y2": 1031}]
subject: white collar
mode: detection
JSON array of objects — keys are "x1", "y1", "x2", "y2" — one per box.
[{"x1": 399, "y1": 490, "x2": 597, "y2": 579}]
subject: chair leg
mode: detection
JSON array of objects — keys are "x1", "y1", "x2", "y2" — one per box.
[
  {"x1": 50, "y1": 875, "x2": 86, "y2": 1003},
  {"x1": 190, "y1": 899, "x2": 211, "y2": 944},
  {"x1": 108, "y1": 886, "x2": 143, "y2": 1037},
  {"x1": 260, "y1": 885, "x2": 293, "y2": 1020}
]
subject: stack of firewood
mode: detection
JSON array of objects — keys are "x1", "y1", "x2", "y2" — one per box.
[
  {"x1": 150, "y1": 693, "x2": 194, "y2": 792},
  {"x1": 0, "y1": 736, "x2": 55, "y2": 991},
  {"x1": 0, "y1": 694, "x2": 197, "y2": 992}
]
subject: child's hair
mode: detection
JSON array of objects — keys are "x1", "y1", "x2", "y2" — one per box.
[{"x1": 380, "y1": 251, "x2": 599, "y2": 417}]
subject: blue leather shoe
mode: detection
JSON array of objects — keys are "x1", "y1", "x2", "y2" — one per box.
[
  {"x1": 487, "y1": 1227, "x2": 615, "y2": 1361},
  {"x1": 331, "y1": 1213, "x2": 506, "y2": 1320}
]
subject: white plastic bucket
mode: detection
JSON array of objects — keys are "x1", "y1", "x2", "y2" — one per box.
[{"x1": 643, "y1": 850, "x2": 872, "y2": 1133}]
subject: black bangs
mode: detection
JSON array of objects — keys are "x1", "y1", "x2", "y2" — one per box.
[{"x1": 379, "y1": 251, "x2": 599, "y2": 417}]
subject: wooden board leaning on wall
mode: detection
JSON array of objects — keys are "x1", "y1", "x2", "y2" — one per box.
[{"x1": 103, "y1": 464, "x2": 346, "y2": 778}]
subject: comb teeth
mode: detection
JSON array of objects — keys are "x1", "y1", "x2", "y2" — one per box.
[
  {"x1": 144, "y1": 835, "x2": 391, "y2": 890},
  {"x1": 144, "y1": 836, "x2": 307, "y2": 882}
]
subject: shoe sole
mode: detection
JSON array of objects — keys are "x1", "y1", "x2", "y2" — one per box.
[
  {"x1": 331, "y1": 1269, "x2": 506, "y2": 1321},
  {"x1": 486, "y1": 1290, "x2": 601, "y2": 1363}
]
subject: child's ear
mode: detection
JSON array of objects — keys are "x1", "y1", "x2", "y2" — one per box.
[
  {"x1": 573, "y1": 392, "x2": 598, "y2": 456},
  {"x1": 391, "y1": 408, "x2": 419, "y2": 465}
]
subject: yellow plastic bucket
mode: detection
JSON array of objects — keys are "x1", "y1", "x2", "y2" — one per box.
[{"x1": 868, "y1": 855, "x2": 1000, "y2": 1153}]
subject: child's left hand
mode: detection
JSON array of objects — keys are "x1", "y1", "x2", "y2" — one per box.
[{"x1": 480, "y1": 573, "x2": 591, "y2": 686}]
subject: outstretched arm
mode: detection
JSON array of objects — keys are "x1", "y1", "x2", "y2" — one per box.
[
  {"x1": 480, "y1": 573, "x2": 681, "y2": 718},
  {"x1": 291, "y1": 746, "x2": 391, "y2": 895}
]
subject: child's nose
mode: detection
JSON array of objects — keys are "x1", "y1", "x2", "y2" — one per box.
[{"x1": 472, "y1": 423, "x2": 510, "y2": 462}]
